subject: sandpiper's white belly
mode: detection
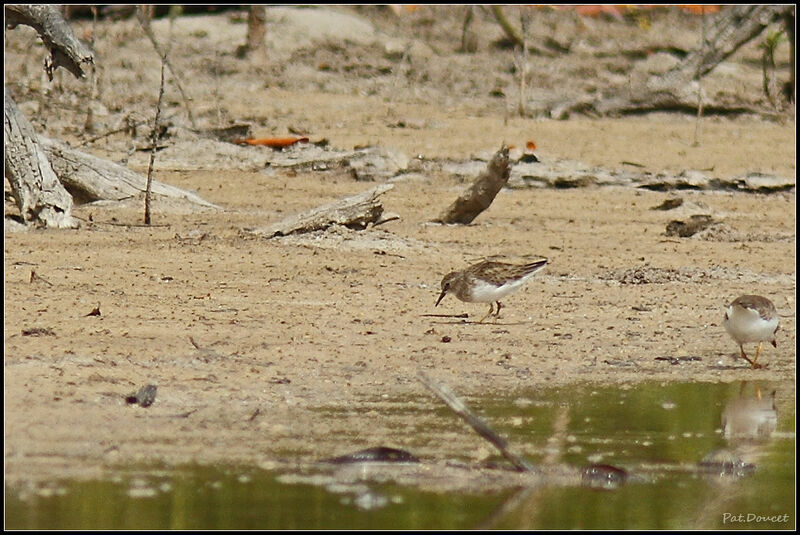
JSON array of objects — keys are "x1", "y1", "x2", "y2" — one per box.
[
  {"x1": 466, "y1": 275, "x2": 532, "y2": 303},
  {"x1": 724, "y1": 305, "x2": 778, "y2": 344}
]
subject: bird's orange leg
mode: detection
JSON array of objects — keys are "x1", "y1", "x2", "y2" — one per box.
[
  {"x1": 478, "y1": 303, "x2": 494, "y2": 323},
  {"x1": 739, "y1": 344, "x2": 764, "y2": 369},
  {"x1": 751, "y1": 342, "x2": 764, "y2": 369}
]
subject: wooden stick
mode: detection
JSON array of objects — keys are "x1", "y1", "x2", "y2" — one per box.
[
  {"x1": 417, "y1": 370, "x2": 535, "y2": 472},
  {"x1": 145, "y1": 57, "x2": 167, "y2": 225}
]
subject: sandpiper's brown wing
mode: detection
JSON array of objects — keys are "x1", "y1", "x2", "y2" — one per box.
[
  {"x1": 466, "y1": 259, "x2": 547, "y2": 286},
  {"x1": 732, "y1": 295, "x2": 777, "y2": 321}
]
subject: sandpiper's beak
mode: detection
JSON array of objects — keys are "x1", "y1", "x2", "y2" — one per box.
[{"x1": 435, "y1": 290, "x2": 447, "y2": 307}]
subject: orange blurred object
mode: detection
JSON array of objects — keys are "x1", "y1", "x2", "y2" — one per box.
[
  {"x1": 234, "y1": 137, "x2": 309, "y2": 148},
  {"x1": 526, "y1": 141, "x2": 537, "y2": 151},
  {"x1": 678, "y1": 5, "x2": 721, "y2": 15},
  {"x1": 573, "y1": 5, "x2": 626, "y2": 18},
  {"x1": 388, "y1": 5, "x2": 421, "y2": 16}
]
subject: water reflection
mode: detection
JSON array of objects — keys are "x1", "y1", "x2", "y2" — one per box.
[
  {"x1": 722, "y1": 382, "x2": 778, "y2": 444},
  {"x1": 5, "y1": 381, "x2": 794, "y2": 530}
]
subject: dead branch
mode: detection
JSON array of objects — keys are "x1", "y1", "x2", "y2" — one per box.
[
  {"x1": 491, "y1": 6, "x2": 559, "y2": 56},
  {"x1": 434, "y1": 145, "x2": 511, "y2": 224},
  {"x1": 4, "y1": 89, "x2": 79, "y2": 228},
  {"x1": 251, "y1": 184, "x2": 394, "y2": 238},
  {"x1": 5, "y1": 4, "x2": 94, "y2": 80},
  {"x1": 552, "y1": 5, "x2": 794, "y2": 118},
  {"x1": 417, "y1": 370, "x2": 535, "y2": 472},
  {"x1": 671, "y1": 5, "x2": 792, "y2": 82}
]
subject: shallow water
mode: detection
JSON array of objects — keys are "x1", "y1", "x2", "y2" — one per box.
[{"x1": 5, "y1": 381, "x2": 795, "y2": 530}]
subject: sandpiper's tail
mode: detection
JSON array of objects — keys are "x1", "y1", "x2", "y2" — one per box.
[
  {"x1": 506, "y1": 258, "x2": 547, "y2": 281},
  {"x1": 523, "y1": 259, "x2": 547, "y2": 274}
]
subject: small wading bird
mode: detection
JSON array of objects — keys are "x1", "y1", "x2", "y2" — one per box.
[
  {"x1": 435, "y1": 259, "x2": 548, "y2": 322},
  {"x1": 723, "y1": 294, "x2": 779, "y2": 369}
]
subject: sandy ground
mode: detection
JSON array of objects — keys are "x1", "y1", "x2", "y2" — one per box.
[{"x1": 3, "y1": 6, "x2": 796, "y2": 486}]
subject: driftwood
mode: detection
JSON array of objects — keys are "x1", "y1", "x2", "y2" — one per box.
[
  {"x1": 434, "y1": 145, "x2": 511, "y2": 224},
  {"x1": 252, "y1": 183, "x2": 394, "y2": 238},
  {"x1": 5, "y1": 4, "x2": 216, "y2": 228},
  {"x1": 4, "y1": 90, "x2": 79, "y2": 228},
  {"x1": 552, "y1": 5, "x2": 795, "y2": 118},
  {"x1": 4, "y1": 4, "x2": 94, "y2": 79},
  {"x1": 665, "y1": 215, "x2": 716, "y2": 238},
  {"x1": 5, "y1": 4, "x2": 86, "y2": 229},
  {"x1": 39, "y1": 137, "x2": 220, "y2": 209}
]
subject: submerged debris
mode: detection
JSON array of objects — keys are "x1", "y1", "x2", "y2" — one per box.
[
  {"x1": 581, "y1": 464, "x2": 628, "y2": 490},
  {"x1": 322, "y1": 446, "x2": 420, "y2": 465},
  {"x1": 698, "y1": 449, "x2": 755, "y2": 477}
]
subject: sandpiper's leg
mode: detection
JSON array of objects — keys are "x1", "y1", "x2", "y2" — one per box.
[
  {"x1": 752, "y1": 341, "x2": 764, "y2": 368},
  {"x1": 494, "y1": 301, "x2": 502, "y2": 318},
  {"x1": 478, "y1": 303, "x2": 494, "y2": 323},
  {"x1": 739, "y1": 344, "x2": 763, "y2": 369},
  {"x1": 739, "y1": 345, "x2": 756, "y2": 367}
]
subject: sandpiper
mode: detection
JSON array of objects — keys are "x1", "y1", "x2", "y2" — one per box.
[
  {"x1": 723, "y1": 294, "x2": 779, "y2": 369},
  {"x1": 435, "y1": 259, "x2": 547, "y2": 322}
]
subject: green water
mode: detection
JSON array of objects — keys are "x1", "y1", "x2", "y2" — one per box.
[
  {"x1": 5, "y1": 381, "x2": 795, "y2": 530},
  {"x1": 5, "y1": 469, "x2": 510, "y2": 530}
]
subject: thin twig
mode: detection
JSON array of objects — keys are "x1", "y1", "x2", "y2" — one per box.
[
  {"x1": 136, "y1": 7, "x2": 197, "y2": 129},
  {"x1": 145, "y1": 57, "x2": 166, "y2": 225},
  {"x1": 79, "y1": 120, "x2": 149, "y2": 146},
  {"x1": 517, "y1": 9, "x2": 529, "y2": 117},
  {"x1": 417, "y1": 370, "x2": 535, "y2": 472},
  {"x1": 460, "y1": 6, "x2": 474, "y2": 53}
]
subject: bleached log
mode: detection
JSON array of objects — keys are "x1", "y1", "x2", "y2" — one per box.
[
  {"x1": 252, "y1": 183, "x2": 394, "y2": 238},
  {"x1": 4, "y1": 89, "x2": 79, "y2": 228},
  {"x1": 39, "y1": 137, "x2": 220, "y2": 209}
]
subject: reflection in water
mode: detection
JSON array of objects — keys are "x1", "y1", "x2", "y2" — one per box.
[
  {"x1": 5, "y1": 381, "x2": 794, "y2": 530},
  {"x1": 722, "y1": 382, "x2": 778, "y2": 444},
  {"x1": 695, "y1": 382, "x2": 777, "y2": 479}
]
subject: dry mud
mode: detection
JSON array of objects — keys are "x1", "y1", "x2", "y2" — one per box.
[{"x1": 3, "y1": 6, "x2": 795, "y2": 485}]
